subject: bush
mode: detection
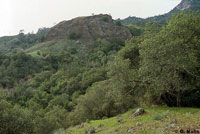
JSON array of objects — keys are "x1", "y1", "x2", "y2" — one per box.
[
  {"x1": 115, "y1": 20, "x2": 122, "y2": 26},
  {"x1": 0, "y1": 100, "x2": 35, "y2": 134},
  {"x1": 69, "y1": 80, "x2": 128, "y2": 125},
  {"x1": 101, "y1": 16, "x2": 109, "y2": 22},
  {"x1": 37, "y1": 51, "x2": 41, "y2": 55},
  {"x1": 34, "y1": 106, "x2": 68, "y2": 134},
  {"x1": 152, "y1": 113, "x2": 164, "y2": 120},
  {"x1": 126, "y1": 24, "x2": 143, "y2": 36},
  {"x1": 69, "y1": 32, "x2": 81, "y2": 40}
]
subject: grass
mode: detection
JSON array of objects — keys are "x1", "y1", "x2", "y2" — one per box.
[
  {"x1": 55, "y1": 107, "x2": 200, "y2": 134},
  {"x1": 152, "y1": 112, "x2": 164, "y2": 121},
  {"x1": 26, "y1": 40, "x2": 76, "y2": 55},
  {"x1": 25, "y1": 39, "x2": 91, "y2": 59}
]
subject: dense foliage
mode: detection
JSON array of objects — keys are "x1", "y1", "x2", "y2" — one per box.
[{"x1": 0, "y1": 12, "x2": 200, "y2": 134}]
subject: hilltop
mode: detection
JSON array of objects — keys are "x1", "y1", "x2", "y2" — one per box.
[
  {"x1": 122, "y1": 0, "x2": 200, "y2": 25},
  {"x1": 175, "y1": 0, "x2": 200, "y2": 11},
  {"x1": 0, "y1": 3, "x2": 200, "y2": 134},
  {"x1": 0, "y1": 14, "x2": 132, "y2": 55},
  {"x1": 46, "y1": 14, "x2": 132, "y2": 43}
]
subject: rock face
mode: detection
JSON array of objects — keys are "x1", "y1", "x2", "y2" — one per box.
[
  {"x1": 175, "y1": 0, "x2": 200, "y2": 11},
  {"x1": 46, "y1": 14, "x2": 132, "y2": 43},
  {"x1": 176, "y1": 0, "x2": 192, "y2": 10}
]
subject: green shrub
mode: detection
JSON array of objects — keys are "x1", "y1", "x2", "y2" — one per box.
[
  {"x1": 69, "y1": 32, "x2": 81, "y2": 40},
  {"x1": 152, "y1": 113, "x2": 164, "y2": 120},
  {"x1": 115, "y1": 20, "x2": 122, "y2": 26},
  {"x1": 101, "y1": 16, "x2": 109, "y2": 22},
  {"x1": 0, "y1": 101, "x2": 35, "y2": 134},
  {"x1": 37, "y1": 51, "x2": 41, "y2": 55}
]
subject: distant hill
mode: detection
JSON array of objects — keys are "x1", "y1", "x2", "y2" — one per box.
[
  {"x1": 45, "y1": 14, "x2": 132, "y2": 43},
  {"x1": 0, "y1": 27, "x2": 49, "y2": 54},
  {"x1": 122, "y1": 0, "x2": 200, "y2": 25},
  {"x1": 0, "y1": 15, "x2": 132, "y2": 56}
]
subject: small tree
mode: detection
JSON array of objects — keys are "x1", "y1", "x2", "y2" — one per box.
[
  {"x1": 69, "y1": 32, "x2": 81, "y2": 40},
  {"x1": 101, "y1": 16, "x2": 109, "y2": 22},
  {"x1": 115, "y1": 19, "x2": 122, "y2": 26}
]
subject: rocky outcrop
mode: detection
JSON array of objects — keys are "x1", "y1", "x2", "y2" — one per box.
[
  {"x1": 176, "y1": 0, "x2": 192, "y2": 10},
  {"x1": 46, "y1": 14, "x2": 132, "y2": 43},
  {"x1": 132, "y1": 108, "x2": 145, "y2": 117},
  {"x1": 175, "y1": 0, "x2": 200, "y2": 11}
]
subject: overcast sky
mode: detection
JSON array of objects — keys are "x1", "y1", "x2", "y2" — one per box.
[{"x1": 0, "y1": 0, "x2": 181, "y2": 37}]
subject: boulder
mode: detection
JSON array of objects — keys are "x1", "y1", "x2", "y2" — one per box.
[
  {"x1": 87, "y1": 128, "x2": 96, "y2": 134},
  {"x1": 132, "y1": 108, "x2": 145, "y2": 117},
  {"x1": 127, "y1": 127, "x2": 136, "y2": 133}
]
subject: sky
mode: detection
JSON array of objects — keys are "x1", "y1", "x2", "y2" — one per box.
[{"x1": 0, "y1": 0, "x2": 181, "y2": 37}]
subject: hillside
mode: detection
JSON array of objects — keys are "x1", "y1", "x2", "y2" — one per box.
[
  {"x1": 0, "y1": 27, "x2": 49, "y2": 54},
  {"x1": 122, "y1": 0, "x2": 200, "y2": 25},
  {"x1": 46, "y1": 14, "x2": 132, "y2": 43},
  {"x1": 0, "y1": 4, "x2": 200, "y2": 134},
  {"x1": 56, "y1": 107, "x2": 200, "y2": 134},
  {"x1": 0, "y1": 14, "x2": 132, "y2": 56}
]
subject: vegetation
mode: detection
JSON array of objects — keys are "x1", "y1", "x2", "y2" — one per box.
[
  {"x1": 59, "y1": 107, "x2": 200, "y2": 134},
  {"x1": 121, "y1": 0, "x2": 200, "y2": 26},
  {"x1": 115, "y1": 19, "x2": 122, "y2": 26},
  {"x1": 101, "y1": 16, "x2": 109, "y2": 22},
  {"x1": 0, "y1": 27, "x2": 49, "y2": 54},
  {"x1": 69, "y1": 32, "x2": 81, "y2": 40},
  {"x1": 0, "y1": 11, "x2": 200, "y2": 134}
]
